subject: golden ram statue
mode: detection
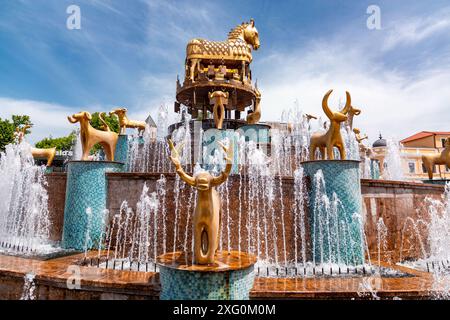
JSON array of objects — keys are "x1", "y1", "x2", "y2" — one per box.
[
  {"x1": 68, "y1": 111, "x2": 118, "y2": 161},
  {"x1": 15, "y1": 125, "x2": 56, "y2": 167},
  {"x1": 309, "y1": 90, "x2": 351, "y2": 160},
  {"x1": 186, "y1": 19, "x2": 260, "y2": 83},
  {"x1": 110, "y1": 107, "x2": 147, "y2": 135},
  {"x1": 168, "y1": 139, "x2": 233, "y2": 265},
  {"x1": 422, "y1": 137, "x2": 450, "y2": 180}
]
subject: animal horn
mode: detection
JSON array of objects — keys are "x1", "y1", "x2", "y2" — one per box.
[
  {"x1": 168, "y1": 139, "x2": 195, "y2": 186},
  {"x1": 322, "y1": 89, "x2": 334, "y2": 119},
  {"x1": 212, "y1": 141, "x2": 233, "y2": 186},
  {"x1": 341, "y1": 91, "x2": 351, "y2": 114},
  {"x1": 68, "y1": 115, "x2": 78, "y2": 123}
]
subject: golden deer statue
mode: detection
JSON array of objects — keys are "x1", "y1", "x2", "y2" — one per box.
[
  {"x1": 422, "y1": 137, "x2": 450, "y2": 180},
  {"x1": 168, "y1": 139, "x2": 233, "y2": 265},
  {"x1": 186, "y1": 19, "x2": 260, "y2": 82},
  {"x1": 109, "y1": 107, "x2": 146, "y2": 135},
  {"x1": 309, "y1": 90, "x2": 351, "y2": 160},
  {"x1": 15, "y1": 125, "x2": 56, "y2": 166},
  {"x1": 68, "y1": 111, "x2": 118, "y2": 161}
]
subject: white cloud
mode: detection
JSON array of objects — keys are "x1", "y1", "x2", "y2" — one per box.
[
  {"x1": 383, "y1": 11, "x2": 450, "y2": 51},
  {"x1": 256, "y1": 40, "x2": 450, "y2": 144},
  {"x1": 0, "y1": 98, "x2": 84, "y2": 144}
]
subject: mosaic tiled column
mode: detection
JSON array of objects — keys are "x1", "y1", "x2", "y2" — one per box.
[
  {"x1": 301, "y1": 160, "x2": 364, "y2": 265},
  {"x1": 157, "y1": 251, "x2": 256, "y2": 300},
  {"x1": 370, "y1": 160, "x2": 380, "y2": 180},
  {"x1": 62, "y1": 161, "x2": 124, "y2": 250},
  {"x1": 114, "y1": 134, "x2": 129, "y2": 171}
]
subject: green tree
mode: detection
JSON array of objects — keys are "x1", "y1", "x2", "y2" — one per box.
[
  {"x1": 0, "y1": 118, "x2": 15, "y2": 151},
  {"x1": 0, "y1": 115, "x2": 33, "y2": 151},
  {"x1": 35, "y1": 131, "x2": 77, "y2": 151}
]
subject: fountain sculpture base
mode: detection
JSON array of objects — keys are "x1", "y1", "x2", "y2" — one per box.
[
  {"x1": 301, "y1": 160, "x2": 364, "y2": 265},
  {"x1": 62, "y1": 161, "x2": 124, "y2": 250},
  {"x1": 157, "y1": 251, "x2": 257, "y2": 300},
  {"x1": 422, "y1": 179, "x2": 449, "y2": 186}
]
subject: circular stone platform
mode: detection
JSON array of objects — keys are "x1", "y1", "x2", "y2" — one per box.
[{"x1": 157, "y1": 251, "x2": 256, "y2": 300}]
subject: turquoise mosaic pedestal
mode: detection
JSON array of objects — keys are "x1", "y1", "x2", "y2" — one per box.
[
  {"x1": 157, "y1": 251, "x2": 257, "y2": 300},
  {"x1": 422, "y1": 179, "x2": 449, "y2": 186},
  {"x1": 62, "y1": 161, "x2": 124, "y2": 250},
  {"x1": 370, "y1": 160, "x2": 380, "y2": 179},
  {"x1": 301, "y1": 160, "x2": 364, "y2": 265},
  {"x1": 114, "y1": 134, "x2": 129, "y2": 171}
]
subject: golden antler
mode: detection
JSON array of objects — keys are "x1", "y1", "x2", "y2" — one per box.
[
  {"x1": 340, "y1": 91, "x2": 351, "y2": 114},
  {"x1": 212, "y1": 141, "x2": 234, "y2": 186},
  {"x1": 168, "y1": 139, "x2": 195, "y2": 186},
  {"x1": 322, "y1": 90, "x2": 334, "y2": 119}
]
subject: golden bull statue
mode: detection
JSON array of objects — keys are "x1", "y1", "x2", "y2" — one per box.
[
  {"x1": 168, "y1": 139, "x2": 233, "y2": 265},
  {"x1": 15, "y1": 125, "x2": 56, "y2": 167},
  {"x1": 68, "y1": 111, "x2": 118, "y2": 161},
  {"x1": 422, "y1": 137, "x2": 450, "y2": 180},
  {"x1": 309, "y1": 90, "x2": 351, "y2": 160}
]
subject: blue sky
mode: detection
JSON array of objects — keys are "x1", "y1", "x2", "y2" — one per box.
[{"x1": 1, "y1": 0, "x2": 450, "y2": 143}]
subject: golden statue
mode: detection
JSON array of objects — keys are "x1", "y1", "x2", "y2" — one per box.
[
  {"x1": 15, "y1": 125, "x2": 56, "y2": 167},
  {"x1": 353, "y1": 128, "x2": 368, "y2": 144},
  {"x1": 345, "y1": 104, "x2": 361, "y2": 129},
  {"x1": 209, "y1": 91, "x2": 229, "y2": 129},
  {"x1": 168, "y1": 139, "x2": 233, "y2": 265},
  {"x1": 309, "y1": 90, "x2": 351, "y2": 160},
  {"x1": 246, "y1": 87, "x2": 261, "y2": 124},
  {"x1": 68, "y1": 111, "x2": 119, "y2": 161},
  {"x1": 110, "y1": 107, "x2": 147, "y2": 135},
  {"x1": 422, "y1": 137, "x2": 450, "y2": 180},
  {"x1": 186, "y1": 19, "x2": 260, "y2": 83}
]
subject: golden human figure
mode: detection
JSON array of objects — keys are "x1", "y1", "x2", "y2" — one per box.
[
  {"x1": 68, "y1": 111, "x2": 119, "y2": 161},
  {"x1": 110, "y1": 107, "x2": 147, "y2": 135},
  {"x1": 309, "y1": 90, "x2": 351, "y2": 160},
  {"x1": 353, "y1": 128, "x2": 368, "y2": 144},
  {"x1": 422, "y1": 137, "x2": 450, "y2": 180},
  {"x1": 209, "y1": 91, "x2": 229, "y2": 129},
  {"x1": 168, "y1": 139, "x2": 233, "y2": 265},
  {"x1": 15, "y1": 125, "x2": 56, "y2": 167}
]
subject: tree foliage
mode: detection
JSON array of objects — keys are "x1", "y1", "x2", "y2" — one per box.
[
  {"x1": 35, "y1": 131, "x2": 77, "y2": 151},
  {"x1": 0, "y1": 115, "x2": 33, "y2": 151}
]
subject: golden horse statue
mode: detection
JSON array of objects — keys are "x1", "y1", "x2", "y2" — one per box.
[
  {"x1": 309, "y1": 90, "x2": 351, "y2": 160},
  {"x1": 110, "y1": 107, "x2": 146, "y2": 135},
  {"x1": 68, "y1": 111, "x2": 118, "y2": 161},
  {"x1": 422, "y1": 137, "x2": 450, "y2": 180},
  {"x1": 15, "y1": 125, "x2": 56, "y2": 166},
  {"x1": 168, "y1": 139, "x2": 233, "y2": 265},
  {"x1": 186, "y1": 19, "x2": 260, "y2": 82}
]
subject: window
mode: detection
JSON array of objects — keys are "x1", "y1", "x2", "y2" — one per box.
[{"x1": 408, "y1": 162, "x2": 415, "y2": 173}]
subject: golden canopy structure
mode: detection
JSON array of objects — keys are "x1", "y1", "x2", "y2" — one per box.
[{"x1": 175, "y1": 19, "x2": 261, "y2": 128}]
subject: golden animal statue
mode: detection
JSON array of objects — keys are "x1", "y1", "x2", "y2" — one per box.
[
  {"x1": 345, "y1": 103, "x2": 361, "y2": 129},
  {"x1": 422, "y1": 137, "x2": 450, "y2": 180},
  {"x1": 353, "y1": 128, "x2": 368, "y2": 144},
  {"x1": 309, "y1": 90, "x2": 351, "y2": 160},
  {"x1": 209, "y1": 91, "x2": 229, "y2": 129},
  {"x1": 168, "y1": 139, "x2": 233, "y2": 265},
  {"x1": 246, "y1": 87, "x2": 261, "y2": 124},
  {"x1": 68, "y1": 111, "x2": 119, "y2": 161},
  {"x1": 186, "y1": 19, "x2": 260, "y2": 82},
  {"x1": 110, "y1": 107, "x2": 147, "y2": 135},
  {"x1": 15, "y1": 125, "x2": 56, "y2": 167}
]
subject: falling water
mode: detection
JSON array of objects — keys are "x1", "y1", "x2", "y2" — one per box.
[
  {"x1": 383, "y1": 138, "x2": 404, "y2": 181},
  {"x1": 0, "y1": 142, "x2": 54, "y2": 254}
]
